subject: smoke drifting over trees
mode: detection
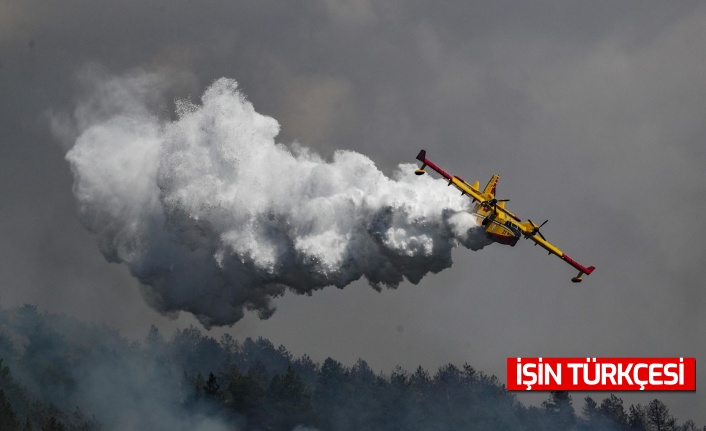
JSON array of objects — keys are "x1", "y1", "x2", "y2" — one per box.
[
  {"x1": 62, "y1": 72, "x2": 490, "y2": 327},
  {"x1": 2, "y1": 0, "x2": 706, "y2": 425},
  {"x1": 0, "y1": 306, "x2": 700, "y2": 431}
]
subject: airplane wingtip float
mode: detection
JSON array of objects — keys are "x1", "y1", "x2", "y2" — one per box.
[{"x1": 415, "y1": 149, "x2": 595, "y2": 283}]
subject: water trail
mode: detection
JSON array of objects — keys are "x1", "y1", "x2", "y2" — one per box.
[{"x1": 65, "y1": 73, "x2": 490, "y2": 326}]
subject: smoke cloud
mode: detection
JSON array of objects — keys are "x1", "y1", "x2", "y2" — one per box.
[{"x1": 64, "y1": 71, "x2": 490, "y2": 327}]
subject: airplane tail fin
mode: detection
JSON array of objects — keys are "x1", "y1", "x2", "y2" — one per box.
[{"x1": 483, "y1": 175, "x2": 500, "y2": 196}]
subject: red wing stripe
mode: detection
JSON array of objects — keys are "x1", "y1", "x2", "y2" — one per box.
[
  {"x1": 418, "y1": 155, "x2": 453, "y2": 181},
  {"x1": 561, "y1": 254, "x2": 595, "y2": 275}
]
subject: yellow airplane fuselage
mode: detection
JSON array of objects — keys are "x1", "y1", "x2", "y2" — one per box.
[
  {"x1": 445, "y1": 174, "x2": 522, "y2": 246},
  {"x1": 473, "y1": 202, "x2": 522, "y2": 246}
]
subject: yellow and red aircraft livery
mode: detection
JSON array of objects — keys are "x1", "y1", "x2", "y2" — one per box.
[{"x1": 415, "y1": 149, "x2": 595, "y2": 283}]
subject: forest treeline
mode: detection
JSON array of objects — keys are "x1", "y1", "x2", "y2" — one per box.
[{"x1": 0, "y1": 305, "x2": 701, "y2": 431}]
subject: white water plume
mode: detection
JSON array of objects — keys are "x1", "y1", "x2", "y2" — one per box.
[{"x1": 64, "y1": 72, "x2": 490, "y2": 326}]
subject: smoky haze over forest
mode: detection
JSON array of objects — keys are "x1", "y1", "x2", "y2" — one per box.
[
  {"x1": 2, "y1": 0, "x2": 706, "y2": 427},
  {"x1": 0, "y1": 305, "x2": 699, "y2": 431}
]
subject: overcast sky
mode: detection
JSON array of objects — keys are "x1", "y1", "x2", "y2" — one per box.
[{"x1": 2, "y1": 0, "x2": 706, "y2": 423}]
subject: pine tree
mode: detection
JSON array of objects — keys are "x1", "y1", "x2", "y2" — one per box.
[
  {"x1": 646, "y1": 399, "x2": 675, "y2": 431},
  {"x1": 0, "y1": 389, "x2": 19, "y2": 431},
  {"x1": 542, "y1": 390, "x2": 576, "y2": 430},
  {"x1": 43, "y1": 417, "x2": 66, "y2": 431},
  {"x1": 599, "y1": 394, "x2": 627, "y2": 426},
  {"x1": 628, "y1": 404, "x2": 648, "y2": 431},
  {"x1": 582, "y1": 396, "x2": 598, "y2": 418},
  {"x1": 227, "y1": 366, "x2": 267, "y2": 419},
  {"x1": 266, "y1": 366, "x2": 314, "y2": 430},
  {"x1": 203, "y1": 372, "x2": 223, "y2": 401}
]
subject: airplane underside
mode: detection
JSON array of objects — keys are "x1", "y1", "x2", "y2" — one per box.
[{"x1": 488, "y1": 231, "x2": 520, "y2": 246}]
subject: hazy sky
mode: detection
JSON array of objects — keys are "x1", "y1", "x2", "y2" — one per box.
[{"x1": 2, "y1": 0, "x2": 706, "y2": 423}]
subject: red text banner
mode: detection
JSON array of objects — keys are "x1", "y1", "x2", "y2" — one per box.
[{"x1": 506, "y1": 357, "x2": 695, "y2": 391}]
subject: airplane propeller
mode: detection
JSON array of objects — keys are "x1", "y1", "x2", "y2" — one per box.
[
  {"x1": 484, "y1": 182, "x2": 511, "y2": 214},
  {"x1": 527, "y1": 219, "x2": 548, "y2": 240},
  {"x1": 484, "y1": 198, "x2": 510, "y2": 214}
]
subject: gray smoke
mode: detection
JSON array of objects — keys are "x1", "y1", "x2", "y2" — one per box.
[
  {"x1": 0, "y1": 305, "x2": 234, "y2": 431},
  {"x1": 64, "y1": 70, "x2": 490, "y2": 327}
]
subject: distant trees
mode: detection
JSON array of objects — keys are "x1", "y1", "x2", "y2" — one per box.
[
  {"x1": 0, "y1": 306, "x2": 702, "y2": 431},
  {"x1": 601, "y1": 394, "x2": 628, "y2": 425},
  {"x1": 42, "y1": 417, "x2": 67, "y2": 431},
  {"x1": 266, "y1": 366, "x2": 314, "y2": 429},
  {"x1": 314, "y1": 357, "x2": 349, "y2": 428},
  {"x1": 228, "y1": 365, "x2": 268, "y2": 418},
  {"x1": 679, "y1": 420, "x2": 700, "y2": 431},
  {"x1": 0, "y1": 386, "x2": 73, "y2": 431},
  {"x1": 577, "y1": 395, "x2": 698, "y2": 431},
  {"x1": 646, "y1": 399, "x2": 676, "y2": 431},
  {"x1": 204, "y1": 372, "x2": 224, "y2": 401},
  {"x1": 580, "y1": 394, "x2": 629, "y2": 431},
  {"x1": 542, "y1": 390, "x2": 576, "y2": 430},
  {"x1": 0, "y1": 389, "x2": 19, "y2": 431},
  {"x1": 629, "y1": 404, "x2": 649, "y2": 430}
]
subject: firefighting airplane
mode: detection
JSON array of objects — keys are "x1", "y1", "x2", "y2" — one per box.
[{"x1": 414, "y1": 150, "x2": 595, "y2": 282}]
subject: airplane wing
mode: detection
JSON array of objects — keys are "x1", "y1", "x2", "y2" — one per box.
[
  {"x1": 490, "y1": 200, "x2": 522, "y2": 222},
  {"x1": 415, "y1": 150, "x2": 485, "y2": 204},
  {"x1": 417, "y1": 150, "x2": 524, "y2": 221},
  {"x1": 519, "y1": 220, "x2": 596, "y2": 282}
]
